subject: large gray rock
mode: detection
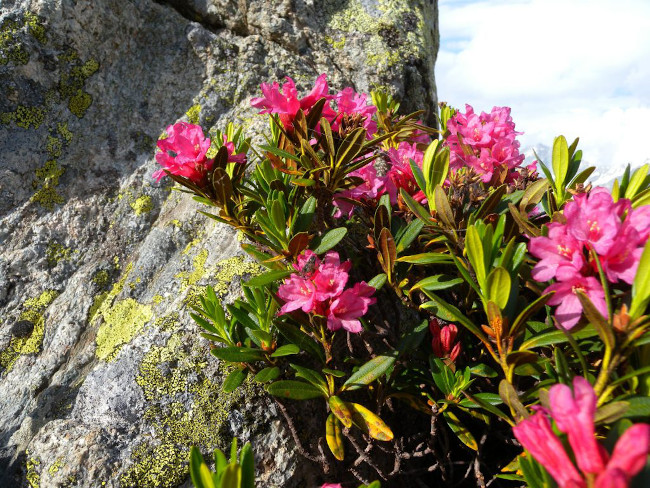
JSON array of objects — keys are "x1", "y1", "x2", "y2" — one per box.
[{"x1": 0, "y1": 0, "x2": 438, "y2": 486}]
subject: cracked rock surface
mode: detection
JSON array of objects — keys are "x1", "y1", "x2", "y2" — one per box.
[{"x1": 0, "y1": 0, "x2": 438, "y2": 486}]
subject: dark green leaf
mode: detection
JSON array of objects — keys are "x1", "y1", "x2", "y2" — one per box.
[
  {"x1": 211, "y1": 347, "x2": 265, "y2": 363},
  {"x1": 254, "y1": 366, "x2": 280, "y2": 383},
  {"x1": 311, "y1": 227, "x2": 347, "y2": 254},
  {"x1": 223, "y1": 367, "x2": 248, "y2": 392},
  {"x1": 266, "y1": 380, "x2": 327, "y2": 400},
  {"x1": 342, "y1": 354, "x2": 397, "y2": 391},
  {"x1": 245, "y1": 269, "x2": 293, "y2": 287},
  {"x1": 271, "y1": 344, "x2": 300, "y2": 357}
]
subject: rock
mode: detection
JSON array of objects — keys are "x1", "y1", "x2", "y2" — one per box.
[{"x1": 0, "y1": 0, "x2": 438, "y2": 486}]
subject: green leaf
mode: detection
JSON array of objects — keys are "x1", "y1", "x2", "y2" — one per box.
[
  {"x1": 311, "y1": 227, "x2": 347, "y2": 254},
  {"x1": 326, "y1": 413, "x2": 345, "y2": 460},
  {"x1": 259, "y1": 144, "x2": 300, "y2": 162},
  {"x1": 190, "y1": 447, "x2": 208, "y2": 488},
  {"x1": 622, "y1": 396, "x2": 650, "y2": 418},
  {"x1": 271, "y1": 344, "x2": 300, "y2": 357},
  {"x1": 276, "y1": 321, "x2": 325, "y2": 363},
  {"x1": 213, "y1": 448, "x2": 227, "y2": 477},
  {"x1": 290, "y1": 363, "x2": 329, "y2": 393},
  {"x1": 400, "y1": 188, "x2": 432, "y2": 222},
  {"x1": 429, "y1": 356, "x2": 453, "y2": 395},
  {"x1": 293, "y1": 196, "x2": 317, "y2": 234},
  {"x1": 576, "y1": 291, "x2": 615, "y2": 351},
  {"x1": 410, "y1": 275, "x2": 463, "y2": 293},
  {"x1": 552, "y1": 135, "x2": 569, "y2": 190},
  {"x1": 397, "y1": 319, "x2": 429, "y2": 353},
  {"x1": 443, "y1": 410, "x2": 478, "y2": 450},
  {"x1": 245, "y1": 269, "x2": 293, "y2": 287},
  {"x1": 465, "y1": 226, "x2": 486, "y2": 286},
  {"x1": 421, "y1": 291, "x2": 486, "y2": 341},
  {"x1": 254, "y1": 366, "x2": 280, "y2": 383},
  {"x1": 367, "y1": 273, "x2": 387, "y2": 290},
  {"x1": 395, "y1": 219, "x2": 424, "y2": 254},
  {"x1": 409, "y1": 158, "x2": 427, "y2": 193},
  {"x1": 486, "y1": 266, "x2": 511, "y2": 310},
  {"x1": 219, "y1": 463, "x2": 241, "y2": 488},
  {"x1": 266, "y1": 380, "x2": 327, "y2": 400},
  {"x1": 509, "y1": 292, "x2": 554, "y2": 339},
  {"x1": 211, "y1": 347, "x2": 265, "y2": 363},
  {"x1": 520, "y1": 324, "x2": 597, "y2": 350},
  {"x1": 239, "y1": 443, "x2": 255, "y2": 488},
  {"x1": 223, "y1": 367, "x2": 248, "y2": 392},
  {"x1": 396, "y1": 253, "x2": 452, "y2": 265},
  {"x1": 342, "y1": 354, "x2": 397, "y2": 391},
  {"x1": 631, "y1": 238, "x2": 650, "y2": 319},
  {"x1": 434, "y1": 185, "x2": 455, "y2": 228},
  {"x1": 469, "y1": 363, "x2": 498, "y2": 378}
]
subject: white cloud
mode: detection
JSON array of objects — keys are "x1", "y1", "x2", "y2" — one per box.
[{"x1": 436, "y1": 0, "x2": 650, "y2": 178}]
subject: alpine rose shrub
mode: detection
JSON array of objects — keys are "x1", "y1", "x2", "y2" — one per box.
[{"x1": 157, "y1": 73, "x2": 650, "y2": 488}]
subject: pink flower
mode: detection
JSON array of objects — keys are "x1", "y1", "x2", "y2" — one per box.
[
  {"x1": 332, "y1": 87, "x2": 377, "y2": 136},
  {"x1": 153, "y1": 122, "x2": 213, "y2": 183},
  {"x1": 546, "y1": 274, "x2": 607, "y2": 329},
  {"x1": 564, "y1": 188, "x2": 622, "y2": 255},
  {"x1": 250, "y1": 74, "x2": 335, "y2": 130},
  {"x1": 220, "y1": 134, "x2": 246, "y2": 164},
  {"x1": 312, "y1": 252, "x2": 351, "y2": 301},
  {"x1": 529, "y1": 222, "x2": 585, "y2": 282},
  {"x1": 326, "y1": 282, "x2": 376, "y2": 333},
  {"x1": 277, "y1": 275, "x2": 318, "y2": 314},
  {"x1": 596, "y1": 423, "x2": 650, "y2": 487},
  {"x1": 333, "y1": 161, "x2": 387, "y2": 218},
  {"x1": 429, "y1": 319, "x2": 461, "y2": 361},
  {"x1": 385, "y1": 142, "x2": 426, "y2": 204},
  {"x1": 513, "y1": 412, "x2": 585, "y2": 488},
  {"x1": 321, "y1": 484, "x2": 343, "y2": 488},
  {"x1": 445, "y1": 104, "x2": 525, "y2": 185},
  {"x1": 549, "y1": 377, "x2": 605, "y2": 474}
]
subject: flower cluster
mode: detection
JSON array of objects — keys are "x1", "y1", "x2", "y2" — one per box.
[
  {"x1": 250, "y1": 74, "x2": 376, "y2": 135},
  {"x1": 277, "y1": 251, "x2": 376, "y2": 333},
  {"x1": 513, "y1": 376, "x2": 650, "y2": 488},
  {"x1": 153, "y1": 122, "x2": 245, "y2": 184},
  {"x1": 385, "y1": 142, "x2": 426, "y2": 204},
  {"x1": 429, "y1": 319, "x2": 461, "y2": 362},
  {"x1": 529, "y1": 188, "x2": 650, "y2": 328},
  {"x1": 445, "y1": 104, "x2": 525, "y2": 185}
]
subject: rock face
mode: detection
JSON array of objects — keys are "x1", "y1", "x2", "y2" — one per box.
[{"x1": 0, "y1": 0, "x2": 438, "y2": 486}]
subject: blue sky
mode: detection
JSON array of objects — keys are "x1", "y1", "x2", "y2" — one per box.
[{"x1": 436, "y1": 0, "x2": 650, "y2": 183}]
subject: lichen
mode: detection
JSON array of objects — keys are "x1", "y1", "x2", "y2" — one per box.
[
  {"x1": 185, "y1": 104, "x2": 201, "y2": 125},
  {"x1": 121, "y1": 332, "x2": 257, "y2": 487},
  {"x1": 0, "y1": 290, "x2": 59, "y2": 372},
  {"x1": 91, "y1": 263, "x2": 153, "y2": 362},
  {"x1": 47, "y1": 458, "x2": 64, "y2": 476},
  {"x1": 57, "y1": 122, "x2": 73, "y2": 145},
  {"x1": 46, "y1": 240, "x2": 73, "y2": 267},
  {"x1": 92, "y1": 270, "x2": 110, "y2": 288},
  {"x1": 68, "y1": 89, "x2": 92, "y2": 118},
  {"x1": 31, "y1": 160, "x2": 65, "y2": 210},
  {"x1": 210, "y1": 256, "x2": 263, "y2": 298},
  {"x1": 130, "y1": 195, "x2": 153, "y2": 216},
  {"x1": 25, "y1": 455, "x2": 41, "y2": 488},
  {"x1": 46, "y1": 136, "x2": 63, "y2": 158},
  {"x1": 176, "y1": 249, "x2": 209, "y2": 292}
]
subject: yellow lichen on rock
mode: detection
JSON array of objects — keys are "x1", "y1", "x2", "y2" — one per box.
[
  {"x1": 31, "y1": 159, "x2": 65, "y2": 210},
  {"x1": 0, "y1": 290, "x2": 59, "y2": 372},
  {"x1": 92, "y1": 263, "x2": 153, "y2": 362},
  {"x1": 130, "y1": 195, "x2": 153, "y2": 216}
]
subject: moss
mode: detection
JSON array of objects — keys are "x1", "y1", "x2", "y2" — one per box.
[
  {"x1": 14, "y1": 105, "x2": 47, "y2": 129},
  {"x1": 121, "y1": 333, "x2": 258, "y2": 487},
  {"x1": 26, "y1": 455, "x2": 41, "y2": 488},
  {"x1": 46, "y1": 240, "x2": 72, "y2": 267},
  {"x1": 92, "y1": 270, "x2": 110, "y2": 288},
  {"x1": 24, "y1": 12, "x2": 47, "y2": 44},
  {"x1": 31, "y1": 160, "x2": 65, "y2": 210},
  {"x1": 186, "y1": 104, "x2": 201, "y2": 125},
  {"x1": 0, "y1": 290, "x2": 59, "y2": 372},
  {"x1": 130, "y1": 195, "x2": 153, "y2": 216},
  {"x1": 68, "y1": 89, "x2": 92, "y2": 118}
]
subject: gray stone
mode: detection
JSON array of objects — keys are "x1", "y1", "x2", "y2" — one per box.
[{"x1": 0, "y1": 0, "x2": 438, "y2": 486}]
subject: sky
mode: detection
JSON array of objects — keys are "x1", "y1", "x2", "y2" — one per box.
[{"x1": 436, "y1": 0, "x2": 650, "y2": 184}]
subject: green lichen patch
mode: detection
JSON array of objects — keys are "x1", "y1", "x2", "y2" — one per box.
[
  {"x1": 25, "y1": 455, "x2": 41, "y2": 488},
  {"x1": 0, "y1": 290, "x2": 59, "y2": 372},
  {"x1": 31, "y1": 159, "x2": 65, "y2": 210},
  {"x1": 67, "y1": 89, "x2": 92, "y2": 118},
  {"x1": 211, "y1": 256, "x2": 263, "y2": 298},
  {"x1": 121, "y1": 334, "x2": 257, "y2": 487},
  {"x1": 46, "y1": 240, "x2": 73, "y2": 267},
  {"x1": 46, "y1": 136, "x2": 63, "y2": 158},
  {"x1": 47, "y1": 458, "x2": 64, "y2": 476},
  {"x1": 57, "y1": 122, "x2": 73, "y2": 145},
  {"x1": 0, "y1": 11, "x2": 47, "y2": 66},
  {"x1": 176, "y1": 249, "x2": 209, "y2": 292},
  {"x1": 130, "y1": 195, "x2": 153, "y2": 216},
  {"x1": 92, "y1": 270, "x2": 111, "y2": 289},
  {"x1": 91, "y1": 263, "x2": 153, "y2": 362},
  {"x1": 185, "y1": 104, "x2": 201, "y2": 125},
  {"x1": 1, "y1": 105, "x2": 48, "y2": 130}
]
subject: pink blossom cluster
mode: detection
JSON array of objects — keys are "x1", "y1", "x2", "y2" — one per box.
[
  {"x1": 332, "y1": 142, "x2": 426, "y2": 217},
  {"x1": 513, "y1": 376, "x2": 650, "y2": 488},
  {"x1": 529, "y1": 188, "x2": 650, "y2": 329},
  {"x1": 153, "y1": 122, "x2": 245, "y2": 184},
  {"x1": 445, "y1": 104, "x2": 525, "y2": 185},
  {"x1": 277, "y1": 251, "x2": 376, "y2": 333},
  {"x1": 429, "y1": 319, "x2": 461, "y2": 362},
  {"x1": 250, "y1": 74, "x2": 376, "y2": 136}
]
